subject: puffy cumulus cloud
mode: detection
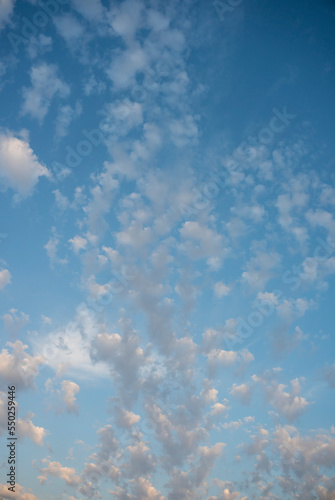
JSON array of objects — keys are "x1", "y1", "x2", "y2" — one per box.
[
  {"x1": 244, "y1": 428, "x2": 269, "y2": 455},
  {"x1": 61, "y1": 380, "x2": 80, "y2": 414},
  {"x1": 68, "y1": 235, "x2": 88, "y2": 254},
  {"x1": 241, "y1": 250, "x2": 281, "y2": 291},
  {"x1": 164, "y1": 443, "x2": 225, "y2": 499},
  {"x1": 179, "y1": 221, "x2": 226, "y2": 261},
  {"x1": 208, "y1": 480, "x2": 247, "y2": 500},
  {"x1": 17, "y1": 415, "x2": 47, "y2": 446},
  {"x1": 44, "y1": 229, "x2": 68, "y2": 267},
  {"x1": 0, "y1": 340, "x2": 44, "y2": 389},
  {"x1": 116, "y1": 219, "x2": 154, "y2": 248},
  {"x1": 275, "y1": 176, "x2": 310, "y2": 244},
  {"x1": 108, "y1": 0, "x2": 144, "y2": 43},
  {"x1": 82, "y1": 163, "x2": 119, "y2": 236},
  {"x1": 34, "y1": 305, "x2": 109, "y2": 380},
  {"x1": 201, "y1": 319, "x2": 239, "y2": 353},
  {"x1": 0, "y1": 0, "x2": 14, "y2": 29},
  {"x1": 276, "y1": 297, "x2": 314, "y2": 321},
  {"x1": 113, "y1": 406, "x2": 141, "y2": 428},
  {"x1": 0, "y1": 483, "x2": 38, "y2": 500},
  {"x1": 102, "y1": 98, "x2": 143, "y2": 136},
  {"x1": 200, "y1": 379, "x2": 219, "y2": 403},
  {"x1": 265, "y1": 426, "x2": 335, "y2": 498},
  {"x1": 207, "y1": 349, "x2": 238, "y2": 369},
  {"x1": 298, "y1": 251, "x2": 335, "y2": 289},
  {"x1": 193, "y1": 442, "x2": 226, "y2": 483},
  {"x1": 53, "y1": 189, "x2": 69, "y2": 210},
  {"x1": 90, "y1": 316, "x2": 146, "y2": 402},
  {"x1": 169, "y1": 114, "x2": 199, "y2": 148},
  {"x1": 142, "y1": 401, "x2": 208, "y2": 471},
  {"x1": 0, "y1": 131, "x2": 49, "y2": 199},
  {"x1": 96, "y1": 425, "x2": 119, "y2": 461},
  {"x1": 26, "y1": 34, "x2": 52, "y2": 59},
  {"x1": 38, "y1": 460, "x2": 81, "y2": 487},
  {"x1": 0, "y1": 268, "x2": 11, "y2": 289},
  {"x1": 273, "y1": 425, "x2": 335, "y2": 470},
  {"x1": 107, "y1": 41, "x2": 148, "y2": 89},
  {"x1": 110, "y1": 478, "x2": 164, "y2": 500},
  {"x1": 221, "y1": 416, "x2": 255, "y2": 430},
  {"x1": 125, "y1": 441, "x2": 156, "y2": 478},
  {"x1": 230, "y1": 383, "x2": 252, "y2": 405},
  {"x1": 271, "y1": 325, "x2": 305, "y2": 357},
  {"x1": 231, "y1": 202, "x2": 266, "y2": 223},
  {"x1": 130, "y1": 477, "x2": 164, "y2": 500},
  {"x1": 252, "y1": 374, "x2": 310, "y2": 421},
  {"x1": 21, "y1": 63, "x2": 70, "y2": 123},
  {"x1": 206, "y1": 348, "x2": 254, "y2": 373},
  {"x1": 211, "y1": 400, "x2": 231, "y2": 417},
  {"x1": 55, "y1": 101, "x2": 82, "y2": 139},
  {"x1": 72, "y1": 0, "x2": 105, "y2": 22},
  {"x1": 2, "y1": 308, "x2": 29, "y2": 337},
  {"x1": 214, "y1": 281, "x2": 231, "y2": 298},
  {"x1": 165, "y1": 336, "x2": 198, "y2": 382},
  {"x1": 53, "y1": 13, "x2": 85, "y2": 46}
]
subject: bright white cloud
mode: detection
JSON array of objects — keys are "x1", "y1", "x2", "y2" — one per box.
[
  {"x1": 21, "y1": 63, "x2": 70, "y2": 123},
  {"x1": 214, "y1": 281, "x2": 230, "y2": 298},
  {"x1": 0, "y1": 483, "x2": 38, "y2": 500},
  {"x1": 0, "y1": 0, "x2": 15, "y2": 29},
  {"x1": 17, "y1": 416, "x2": 47, "y2": 446},
  {"x1": 0, "y1": 340, "x2": 44, "y2": 389},
  {"x1": 38, "y1": 460, "x2": 81, "y2": 487},
  {"x1": 2, "y1": 308, "x2": 29, "y2": 336},
  {"x1": 0, "y1": 131, "x2": 49, "y2": 199},
  {"x1": 61, "y1": 380, "x2": 80, "y2": 414},
  {"x1": 0, "y1": 268, "x2": 11, "y2": 289}
]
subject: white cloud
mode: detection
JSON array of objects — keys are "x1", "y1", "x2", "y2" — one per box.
[
  {"x1": 61, "y1": 380, "x2": 80, "y2": 414},
  {"x1": 170, "y1": 114, "x2": 199, "y2": 148},
  {"x1": 241, "y1": 250, "x2": 281, "y2": 291},
  {"x1": 2, "y1": 308, "x2": 29, "y2": 336},
  {"x1": 53, "y1": 189, "x2": 69, "y2": 210},
  {"x1": 207, "y1": 349, "x2": 238, "y2": 368},
  {"x1": 53, "y1": 13, "x2": 85, "y2": 44},
  {"x1": 214, "y1": 281, "x2": 230, "y2": 298},
  {"x1": 0, "y1": 131, "x2": 49, "y2": 199},
  {"x1": 179, "y1": 221, "x2": 225, "y2": 260},
  {"x1": 17, "y1": 415, "x2": 47, "y2": 446},
  {"x1": 38, "y1": 460, "x2": 81, "y2": 487},
  {"x1": 44, "y1": 229, "x2": 68, "y2": 267},
  {"x1": 0, "y1": 0, "x2": 15, "y2": 29},
  {"x1": 108, "y1": 0, "x2": 144, "y2": 42},
  {"x1": 0, "y1": 268, "x2": 11, "y2": 289},
  {"x1": 230, "y1": 383, "x2": 252, "y2": 405},
  {"x1": 26, "y1": 34, "x2": 52, "y2": 59},
  {"x1": 55, "y1": 101, "x2": 82, "y2": 139},
  {"x1": 68, "y1": 235, "x2": 88, "y2": 254},
  {"x1": 131, "y1": 477, "x2": 164, "y2": 500},
  {"x1": 41, "y1": 315, "x2": 52, "y2": 326},
  {"x1": 0, "y1": 340, "x2": 44, "y2": 389},
  {"x1": 22, "y1": 63, "x2": 70, "y2": 123},
  {"x1": 253, "y1": 373, "x2": 310, "y2": 421},
  {"x1": 114, "y1": 406, "x2": 141, "y2": 428},
  {"x1": 0, "y1": 483, "x2": 38, "y2": 500},
  {"x1": 211, "y1": 400, "x2": 230, "y2": 417},
  {"x1": 106, "y1": 42, "x2": 147, "y2": 89},
  {"x1": 72, "y1": 0, "x2": 104, "y2": 22},
  {"x1": 34, "y1": 306, "x2": 109, "y2": 380}
]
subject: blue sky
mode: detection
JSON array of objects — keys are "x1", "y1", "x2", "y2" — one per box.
[{"x1": 0, "y1": 0, "x2": 335, "y2": 499}]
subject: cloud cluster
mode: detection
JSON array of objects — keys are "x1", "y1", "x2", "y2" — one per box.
[{"x1": 0, "y1": 131, "x2": 49, "y2": 199}]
